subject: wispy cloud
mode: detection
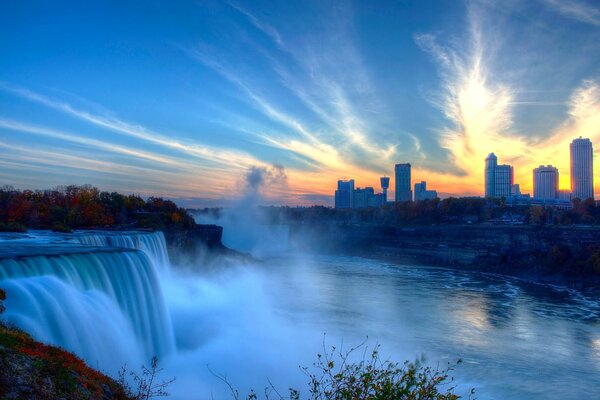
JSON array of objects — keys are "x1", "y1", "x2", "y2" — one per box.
[
  {"x1": 416, "y1": 3, "x2": 600, "y2": 194},
  {"x1": 540, "y1": 0, "x2": 600, "y2": 26},
  {"x1": 415, "y1": 9, "x2": 530, "y2": 190},
  {"x1": 229, "y1": 2, "x2": 284, "y2": 47},
  {"x1": 0, "y1": 82, "x2": 261, "y2": 171},
  {"x1": 184, "y1": 2, "x2": 405, "y2": 182}
]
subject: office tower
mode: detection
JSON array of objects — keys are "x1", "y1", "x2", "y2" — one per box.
[
  {"x1": 485, "y1": 153, "x2": 497, "y2": 197},
  {"x1": 494, "y1": 165, "x2": 513, "y2": 197},
  {"x1": 484, "y1": 153, "x2": 514, "y2": 198},
  {"x1": 414, "y1": 181, "x2": 437, "y2": 201},
  {"x1": 380, "y1": 176, "x2": 390, "y2": 203},
  {"x1": 570, "y1": 137, "x2": 594, "y2": 200},
  {"x1": 334, "y1": 179, "x2": 354, "y2": 209},
  {"x1": 533, "y1": 165, "x2": 559, "y2": 200},
  {"x1": 395, "y1": 163, "x2": 412, "y2": 202},
  {"x1": 353, "y1": 187, "x2": 375, "y2": 208}
]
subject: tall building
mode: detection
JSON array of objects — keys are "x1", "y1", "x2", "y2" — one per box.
[
  {"x1": 395, "y1": 163, "x2": 412, "y2": 202},
  {"x1": 334, "y1": 179, "x2": 354, "y2": 209},
  {"x1": 485, "y1": 153, "x2": 497, "y2": 197},
  {"x1": 484, "y1": 153, "x2": 514, "y2": 198},
  {"x1": 353, "y1": 187, "x2": 375, "y2": 208},
  {"x1": 533, "y1": 165, "x2": 559, "y2": 200},
  {"x1": 495, "y1": 165, "x2": 514, "y2": 197},
  {"x1": 414, "y1": 181, "x2": 437, "y2": 201},
  {"x1": 570, "y1": 137, "x2": 594, "y2": 200},
  {"x1": 380, "y1": 176, "x2": 390, "y2": 203}
]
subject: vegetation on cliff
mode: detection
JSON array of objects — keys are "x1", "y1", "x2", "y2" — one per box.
[
  {"x1": 250, "y1": 197, "x2": 600, "y2": 227},
  {"x1": 0, "y1": 185, "x2": 195, "y2": 233}
]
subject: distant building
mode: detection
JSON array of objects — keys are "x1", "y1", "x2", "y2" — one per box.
[
  {"x1": 511, "y1": 184, "x2": 521, "y2": 196},
  {"x1": 380, "y1": 176, "x2": 390, "y2": 203},
  {"x1": 414, "y1": 181, "x2": 437, "y2": 201},
  {"x1": 353, "y1": 187, "x2": 375, "y2": 208},
  {"x1": 570, "y1": 137, "x2": 594, "y2": 200},
  {"x1": 505, "y1": 194, "x2": 573, "y2": 209},
  {"x1": 558, "y1": 190, "x2": 572, "y2": 202},
  {"x1": 485, "y1": 153, "x2": 497, "y2": 197},
  {"x1": 368, "y1": 193, "x2": 385, "y2": 208},
  {"x1": 495, "y1": 165, "x2": 514, "y2": 197},
  {"x1": 395, "y1": 163, "x2": 412, "y2": 202},
  {"x1": 485, "y1": 153, "x2": 514, "y2": 198},
  {"x1": 533, "y1": 165, "x2": 559, "y2": 200},
  {"x1": 334, "y1": 179, "x2": 354, "y2": 209}
]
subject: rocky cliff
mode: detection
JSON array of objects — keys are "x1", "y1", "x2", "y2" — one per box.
[{"x1": 291, "y1": 223, "x2": 600, "y2": 288}]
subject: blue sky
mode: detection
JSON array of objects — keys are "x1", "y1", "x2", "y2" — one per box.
[{"x1": 1, "y1": 0, "x2": 600, "y2": 206}]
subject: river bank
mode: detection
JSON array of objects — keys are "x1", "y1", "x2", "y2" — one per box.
[{"x1": 288, "y1": 222, "x2": 600, "y2": 290}]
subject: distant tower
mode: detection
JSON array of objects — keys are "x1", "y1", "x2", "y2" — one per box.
[
  {"x1": 494, "y1": 164, "x2": 514, "y2": 197},
  {"x1": 380, "y1": 176, "x2": 390, "y2": 203},
  {"x1": 395, "y1": 163, "x2": 412, "y2": 202},
  {"x1": 485, "y1": 153, "x2": 513, "y2": 198},
  {"x1": 570, "y1": 137, "x2": 594, "y2": 200},
  {"x1": 334, "y1": 179, "x2": 355, "y2": 209},
  {"x1": 485, "y1": 153, "x2": 497, "y2": 197},
  {"x1": 533, "y1": 165, "x2": 559, "y2": 200}
]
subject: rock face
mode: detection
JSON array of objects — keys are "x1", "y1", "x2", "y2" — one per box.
[
  {"x1": 163, "y1": 224, "x2": 223, "y2": 251},
  {"x1": 290, "y1": 223, "x2": 600, "y2": 287},
  {"x1": 0, "y1": 323, "x2": 132, "y2": 400}
]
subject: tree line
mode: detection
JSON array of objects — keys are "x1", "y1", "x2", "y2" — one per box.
[
  {"x1": 256, "y1": 197, "x2": 600, "y2": 227},
  {"x1": 0, "y1": 185, "x2": 195, "y2": 233}
]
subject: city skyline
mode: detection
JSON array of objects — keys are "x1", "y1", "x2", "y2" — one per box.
[
  {"x1": 1, "y1": 1, "x2": 600, "y2": 206},
  {"x1": 336, "y1": 135, "x2": 594, "y2": 206}
]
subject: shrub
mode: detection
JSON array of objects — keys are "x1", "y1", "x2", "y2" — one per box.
[
  {"x1": 0, "y1": 222, "x2": 27, "y2": 232},
  {"x1": 52, "y1": 223, "x2": 73, "y2": 233},
  {"x1": 215, "y1": 342, "x2": 469, "y2": 400},
  {"x1": 118, "y1": 356, "x2": 175, "y2": 400}
]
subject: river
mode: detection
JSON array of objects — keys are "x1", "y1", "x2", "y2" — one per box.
[{"x1": 1, "y1": 231, "x2": 599, "y2": 399}]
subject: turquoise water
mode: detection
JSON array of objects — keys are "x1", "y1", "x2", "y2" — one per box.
[{"x1": 1, "y1": 231, "x2": 599, "y2": 399}]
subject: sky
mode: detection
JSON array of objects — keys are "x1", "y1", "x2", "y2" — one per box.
[{"x1": 1, "y1": 0, "x2": 600, "y2": 207}]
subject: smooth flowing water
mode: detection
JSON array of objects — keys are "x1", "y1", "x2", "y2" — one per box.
[
  {"x1": 1, "y1": 231, "x2": 599, "y2": 399},
  {"x1": 254, "y1": 255, "x2": 600, "y2": 399}
]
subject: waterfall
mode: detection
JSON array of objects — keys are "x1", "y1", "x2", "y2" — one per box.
[
  {"x1": 75, "y1": 231, "x2": 171, "y2": 272},
  {"x1": 1, "y1": 275, "x2": 143, "y2": 370},
  {"x1": 0, "y1": 242, "x2": 176, "y2": 367}
]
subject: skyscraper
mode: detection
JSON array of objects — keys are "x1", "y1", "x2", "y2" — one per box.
[
  {"x1": 485, "y1": 153, "x2": 497, "y2": 197},
  {"x1": 395, "y1": 163, "x2": 412, "y2": 202},
  {"x1": 570, "y1": 137, "x2": 594, "y2": 200},
  {"x1": 484, "y1": 153, "x2": 514, "y2": 198},
  {"x1": 533, "y1": 165, "x2": 559, "y2": 200},
  {"x1": 495, "y1": 165, "x2": 514, "y2": 197},
  {"x1": 334, "y1": 179, "x2": 354, "y2": 208}
]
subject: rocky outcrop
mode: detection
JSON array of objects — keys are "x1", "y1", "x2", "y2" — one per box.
[{"x1": 163, "y1": 224, "x2": 224, "y2": 251}]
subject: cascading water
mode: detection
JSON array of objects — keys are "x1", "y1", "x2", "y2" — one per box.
[
  {"x1": 0, "y1": 231, "x2": 175, "y2": 372},
  {"x1": 75, "y1": 231, "x2": 171, "y2": 273},
  {"x1": 1, "y1": 275, "x2": 143, "y2": 369}
]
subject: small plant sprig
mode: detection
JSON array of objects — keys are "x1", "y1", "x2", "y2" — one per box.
[{"x1": 118, "y1": 356, "x2": 175, "y2": 400}]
